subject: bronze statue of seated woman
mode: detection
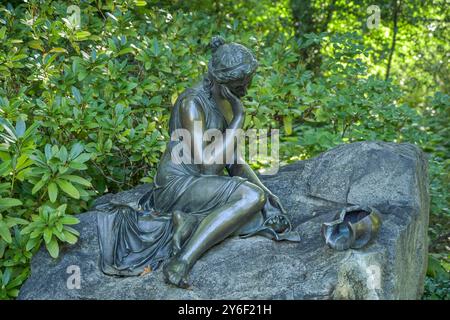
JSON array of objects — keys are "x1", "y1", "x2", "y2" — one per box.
[{"x1": 97, "y1": 36, "x2": 300, "y2": 288}]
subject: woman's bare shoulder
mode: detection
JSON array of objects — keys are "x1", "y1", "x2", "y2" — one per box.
[{"x1": 178, "y1": 91, "x2": 205, "y2": 123}]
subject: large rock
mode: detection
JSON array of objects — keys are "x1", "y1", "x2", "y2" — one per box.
[{"x1": 18, "y1": 141, "x2": 429, "y2": 300}]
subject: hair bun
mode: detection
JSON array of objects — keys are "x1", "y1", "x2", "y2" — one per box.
[{"x1": 210, "y1": 36, "x2": 225, "y2": 53}]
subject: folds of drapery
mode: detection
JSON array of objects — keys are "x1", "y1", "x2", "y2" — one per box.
[{"x1": 97, "y1": 196, "x2": 174, "y2": 276}]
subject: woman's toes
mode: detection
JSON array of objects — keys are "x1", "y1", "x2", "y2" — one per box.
[
  {"x1": 180, "y1": 278, "x2": 190, "y2": 289},
  {"x1": 163, "y1": 257, "x2": 190, "y2": 288}
]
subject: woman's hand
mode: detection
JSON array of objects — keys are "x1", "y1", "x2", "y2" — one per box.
[
  {"x1": 220, "y1": 84, "x2": 244, "y2": 119},
  {"x1": 267, "y1": 192, "x2": 287, "y2": 215}
]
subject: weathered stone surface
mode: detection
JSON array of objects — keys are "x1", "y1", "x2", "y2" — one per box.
[{"x1": 18, "y1": 141, "x2": 429, "y2": 300}]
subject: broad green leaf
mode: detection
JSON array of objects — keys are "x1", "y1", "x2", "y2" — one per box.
[
  {"x1": 6, "y1": 273, "x2": 26, "y2": 289},
  {"x1": 0, "y1": 27, "x2": 6, "y2": 40},
  {"x1": 32, "y1": 176, "x2": 48, "y2": 194},
  {"x1": 68, "y1": 162, "x2": 87, "y2": 170},
  {"x1": 52, "y1": 229, "x2": 66, "y2": 242},
  {"x1": 0, "y1": 118, "x2": 17, "y2": 141},
  {"x1": 62, "y1": 230, "x2": 78, "y2": 244},
  {"x1": 0, "y1": 198, "x2": 22, "y2": 209},
  {"x1": 29, "y1": 229, "x2": 42, "y2": 239},
  {"x1": 106, "y1": 12, "x2": 118, "y2": 22},
  {"x1": 15, "y1": 154, "x2": 33, "y2": 172},
  {"x1": 135, "y1": 0, "x2": 147, "y2": 7},
  {"x1": 45, "y1": 237, "x2": 59, "y2": 258},
  {"x1": 58, "y1": 166, "x2": 69, "y2": 175},
  {"x1": 43, "y1": 228, "x2": 52, "y2": 244},
  {"x1": 283, "y1": 116, "x2": 293, "y2": 136},
  {"x1": 0, "y1": 160, "x2": 12, "y2": 176},
  {"x1": 60, "y1": 216, "x2": 80, "y2": 225},
  {"x1": 75, "y1": 31, "x2": 91, "y2": 41},
  {"x1": 71, "y1": 86, "x2": 82, "y2": 104},
  {"x1": 73, "y1": 153, "x2": 91, "y2": 164},
  {"x1": 49, "y1": 47, "x2": 67, "y2": 53},
  {"x1": 11, "y1": 54, "x2": 27, "y2": 62},
  {"x1": 48, "y1": 182, "x2": 58, "y2": 203},
  {"x1": 44, "y1": 53, "x2": 59, "y2": 66},
  {"x1": 59, "y1": 146, "x2": 68, "y2": 162},
  {"x1": 26, "y1": 237, "x2": 40, "y2": 251},
  {"x1": 57, "y1": 204, "x2": 67, "y2": 213},
  {"x1": 0, "y1": 239, "x2": 6, "y2": 257},
  {"x1": 64, "y1": 226, "x2": 80, "y2": 237},
  {"x1": 69, "y1": 143, "x2": 84, "y2": 160},
  {"x1": 51, "y1": 145, "x2": 59, "y2": 157},
  {"x1": 152, "y1": 37, "x2": 159, "y2": 55},
  {"x1": 5, "y1": 217, "x2": 28, "y2": 227},
  {"x1": 60, "y1": 175, "x2": 91, "y2": 187},
  {"x1": 15, "y1": 119, "x2": 26, "y2": 137},
  {"x1": 44, "y1": 144, "x2": 52, "y2": 161},
  {"x1": 55, "y1": 179, "x2": 80, "y2": 199},
  {"x1": 7, "y1": 289, "x2": 19, "y2": 297},
  {"x1": 0, "y1": 221, "x2": 11, "y2": 243},
  {"x1": 2, "y1": 267, "x2": 11, "y2": 285},
  {"x1": 117, "y1": 47, "x2": 134, "y2": 56}
]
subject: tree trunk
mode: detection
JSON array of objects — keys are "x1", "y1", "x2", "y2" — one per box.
[
  {"x1": 386, "y1": 0, "x2": 401, "y2": 81},
  {"x1": 290, "y1": 0, "x2": 336, "y2": 73}
]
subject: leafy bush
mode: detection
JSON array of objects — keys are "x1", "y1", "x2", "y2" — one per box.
[{"x1": 0, "y1": 0, "x2": 447, "y2": 299}]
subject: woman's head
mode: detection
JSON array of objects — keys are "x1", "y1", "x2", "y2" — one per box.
[{"x1": 207, "y1": 36, "x2": 258, "y2": 97}]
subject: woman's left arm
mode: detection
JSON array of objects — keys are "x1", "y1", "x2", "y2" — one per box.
[{"x1": 227, "y1": 161, "x2": 286, "y2": 214}]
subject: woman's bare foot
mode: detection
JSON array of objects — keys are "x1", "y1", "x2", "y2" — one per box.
[
  {"x1": 163, "y1": 256, "x2": 190, "y2": 288},
  {"x1": 172, "y1": 210, "x2": 197, "y2": 255}
]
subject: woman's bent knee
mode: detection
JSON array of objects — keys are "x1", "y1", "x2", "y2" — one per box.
[{"x1": 236, "y1": 182, "x2": 266, "y2": 210}]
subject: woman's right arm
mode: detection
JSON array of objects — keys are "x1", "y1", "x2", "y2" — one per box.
[{"x1": 180, "y1": 93, "x2": 244, "y2": 166}]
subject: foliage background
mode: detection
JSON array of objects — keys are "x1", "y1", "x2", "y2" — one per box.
[{"x1": 0, "y1": 0, "x2": 448, "y2": 299}]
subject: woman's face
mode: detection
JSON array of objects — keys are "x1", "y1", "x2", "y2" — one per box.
[{"x1": 224, "y1": 75, "x2": 253, "y2": 98}]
